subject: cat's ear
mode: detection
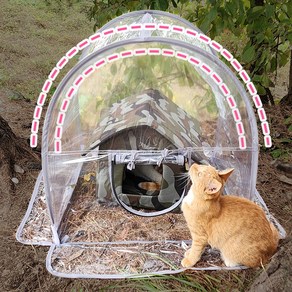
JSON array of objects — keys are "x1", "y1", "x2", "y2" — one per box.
[
  {"x1": 218, "y1": 168, "x2": 234, "y2": 183},
  {"x1": 205, "y1": 178, "x2": 222, "y2": 195}
]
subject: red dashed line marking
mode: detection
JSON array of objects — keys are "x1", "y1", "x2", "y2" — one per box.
[
  {"x1": 211, "y1": 73, "x2": 222, "y2": 84},
  {"x1": 103, "y1": 29, "x2": 115, "y2": 36},
  {"x1": 239, "y1": 136, "x2": 246, "y2": 150},
  {"x1": 121, "y1": 51, "x2": 133, "y2": 58},
  {"x1": 231, "y1": 59, "x2": 242, "y2": 72},
  {"x1": 77, "y1": 39, "x2": 89, "y2": 49},
  {"x1": 258, "y1": 108, "x2": 267, "y2": 122},
  {"x1": 199, "y1": 34, "x2": 210, "y2": 44},
  {"x1": 227, "y1": 96, "x2": 236, "y2": 109},
  {"x1": 30, "y1": 134, "x2": 37, "y2": 148},
  {"x1": 37, "y1": 92, "x2": 46, "y2": 106},
  {"x1": 55, "y1": 126, "x2": 62, "y2": 139},
  {"x1": 131, "y1": 24, "x2": 142, "y2": 30},
  {"x1": 60, "y1": 99, "x2": 70, "y2": 112},
  {"x1": 66, "y1": 86, "x2": 76, "y2": 99},
  {"x1": 42, "y1": 79, "x2": 52, "y2": 93},
  {"x1": 186, "y1": 29, "x2": 197, "y2": 37},
  {"x1": 188, "y1": 56, "x2": 200, "y2": 66},
  {"x1": 54, "y1": 140, "x2": 61, "y2": 153},
  {"x1": 158, "y1": 24, "x2": 170, "y2": 30},
  {"x1": 83, "y1": 66, "x2": 94, "y2": 76},
  {"x1": 89, "y1": 33, "x2": 101, "y2": 42},
  {"x1": 236, "y1": 122, "x2": 244, "y2": 135},
  {"x1": 239, "y1": 70, "x2": 250, "y2": 83},
  {"x1": 49, "y1": 68, "x2": 59, "y2": 81},
  {"x1": 176, "y1": 52, "x2": 188, "y2": 59},
  {"x1": 117, "y1": 26, "x2": 128, "y2": 32},
  {"x1": 162, "y1": 49, "x2": 174, "y2": 56},
  {"x1": 30, "y1": 22, "x2": 270, "y2": 150},
  {"x1": 210, "y1": 41, "x2": 222, "y2": 52},
  {"x1": 261, "y1": 122, "x2": 270, "y2": 135},
  {"x1": 33, "y1": 106, "x2": 42, "y2": 119},
  {"x1": 264, "y1": 135, "x2": 272, "y2": 148},
  {"x1": 148, "y1": 48, "x2": 161, "y2": 55},
  {"x1": 57, "y1": 56, "x2": 68, "y2": 69},
  {"x1": 144, "y1": 24, "x2": 156, "y2": 29},
  {"x1": 221, "y1": 49, "x2": 233, "y2": 61},
  {"x1": 31, "y1": 120, "x2": 39, "y2": 133},
  {"x1": 220, "y1": 83, "x2": 230, "y2": 96},
  {"x1": 252, "y1": 95, "x2": 262, "y2": 108},
  {"x1": 57, "y1": 112, "x2": 65, "y2": 125},
  {"x1": 74, "y1": 75, "x2": 84, "y2": 86},
  {"x1": 201, "y1": 63, "x2": 212, "y2": 74},
  {"x1": 232, "y1": 108, "x2": 241, "y2": 122},
  {"x1": 247, "y1": 82, "x2": 257, "y2": 95},
  {"x1": 95, "y1": 59, "x2": 106, "y2": 68},
  {"x1": 135, "y1": 49, "x2": 147, "y2": 55},
  {"x1": 172, "y1": 25, "x2": 184, "y2": 32},
  {"x1": 66, "y1": 47, "x2": 78, "y2": 58}
]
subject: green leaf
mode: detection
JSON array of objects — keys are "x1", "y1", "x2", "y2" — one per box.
[
  {"x1": 256, "y1": 33, "x2": 265, "y2": 43},
  {"x1": 284, "y1": 116, "x2": 292, "y2": 125},
  {"x1": 251, "y1": 6, "x2": 265, "y2": 14},
  {"x1": 208, "y1": 7, "x2": 218, "y2": 22},
  {"x1": 261, "y1": 74, "x2": 271, "y2": 88},
  {"x1": 265, "y1": 4, "x2": 275, "y2": 18},
  {"x1": 242, "y1": 45, "x2": 256, "y2": 63},
  {"x1": 271, "y1": 149, "x2": 283, "y2": 159},
  {"x1": 252, "y1": 74, "x2": 262, "y2": 82},
  {"x1": 199, "y1": 17, "x2": 211, "y2": 34},
  {"x1": 256, "y1": 84, "x2": 266, "y2": 95},
  {"x1": 279, "y1": 51, "x2": 289, "y2": 67},
  {"x1": 199, "y1": 7, "x2": 217, "y2": 33},
  {"x1": 270, "y1": 57, "x2": 277, "y2": 72},
  {"x1": 225, "y1": 1, "x2": 237, "y2": 15},
  {"x1": 288, "y1": 32, "x2": 292, "y2": 43}
]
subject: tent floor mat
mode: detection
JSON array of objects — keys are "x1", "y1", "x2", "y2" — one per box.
[{"x1": 46, "y1": 241, "x2": 247, "y2": 278}]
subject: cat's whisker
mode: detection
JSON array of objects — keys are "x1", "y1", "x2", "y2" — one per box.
[{"x1": 175, "y1": 175, "x2": 191, "y2": 188}]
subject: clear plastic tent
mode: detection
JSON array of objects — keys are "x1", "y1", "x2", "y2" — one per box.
[{"x1": 17, "y1": 10, "x2": 285, "y2": 278}]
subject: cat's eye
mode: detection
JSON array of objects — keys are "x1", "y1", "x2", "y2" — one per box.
[{"x1": 198, "y1": 172, "x2": 202, "y2": 177}]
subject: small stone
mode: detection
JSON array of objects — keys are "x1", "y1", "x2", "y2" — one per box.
[
  {"x1": 2, "y1": 269, "x2": 10, "y2": 277},
  {"x1": 14, "y1": 164, "x2": 24, "y2": 174},
  {"x1": 143, "y1": 260, "x2": 156, "y2": 270},
  {"x1": 11, "y1": 177, "x2": 19, "y2": 184}
]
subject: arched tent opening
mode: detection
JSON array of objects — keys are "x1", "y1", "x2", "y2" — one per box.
[{"x1": 17, "y1": 10, "x2": 285, "y2": 278}]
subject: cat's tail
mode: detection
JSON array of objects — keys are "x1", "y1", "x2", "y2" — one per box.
[{"x1": 270, "y1": 222, "x2": 280, "y2": 249}]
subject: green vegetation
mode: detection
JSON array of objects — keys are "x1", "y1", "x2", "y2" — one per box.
[
  {"x1": 0, "y1": 0, "x2": 92, "y2": 101},
  {"x1": 89, "y1": 0, "x2": 292, "y2": 105}
]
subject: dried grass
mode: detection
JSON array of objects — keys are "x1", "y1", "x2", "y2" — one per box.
[
  {"x1": 51, "y1": 242, "x2": 224, "y2": 275},
  {"x1": 20, "y1": 181, "x2": 52, "y2": 243},
  {"x1": 54, "y1": 175, "x2": 225, "y2": 275}
]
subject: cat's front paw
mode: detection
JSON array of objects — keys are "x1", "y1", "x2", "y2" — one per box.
[{"x1": 181, "y1": 257, "x2": 195, "y2": 268}]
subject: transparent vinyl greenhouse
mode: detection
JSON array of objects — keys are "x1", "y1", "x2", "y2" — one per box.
[{"x1": 17, "y1": 10, "x2": 285, "y2": 278}]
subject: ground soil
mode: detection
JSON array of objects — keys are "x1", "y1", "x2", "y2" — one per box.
[
  {"x1": 0, "y1": 1, "x2": 291, "y2": 291},
  {"x1": 0, "y1": 81, "x2": 291, "y2": 292}
]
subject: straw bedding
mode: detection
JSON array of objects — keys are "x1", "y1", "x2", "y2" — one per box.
[
  {"x1": 54, "y1": 171, "x2": 225, "y2": 274},
  {"x1": 19, "y1": 180, "x2": 52, "y2": 243}
]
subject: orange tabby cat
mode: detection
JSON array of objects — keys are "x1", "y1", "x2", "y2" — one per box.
[{"x1": 181, "y1": 163, "x2": 279, "y2": 268}]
